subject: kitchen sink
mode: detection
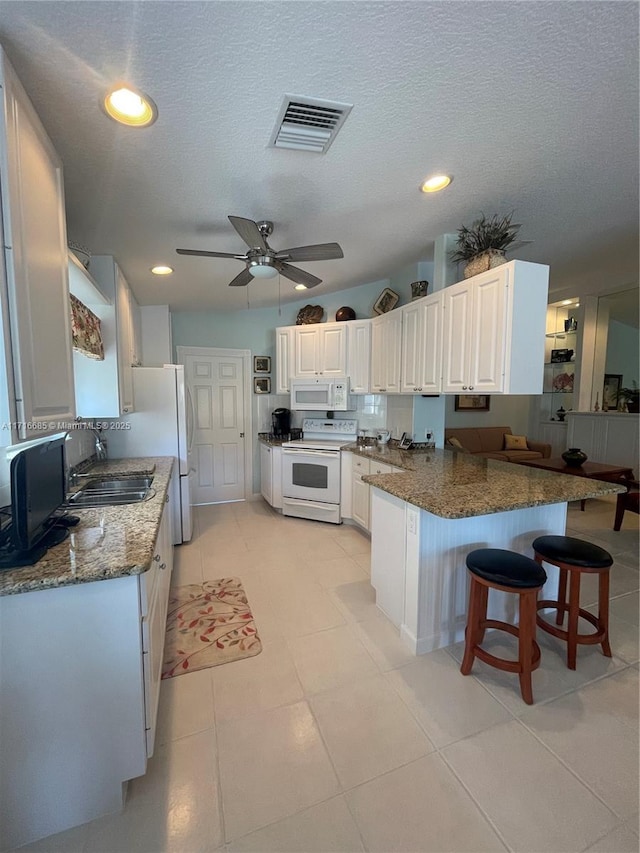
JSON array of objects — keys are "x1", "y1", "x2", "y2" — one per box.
[{"x1": 66, "y1": 476, "x2": 155, "y2": 508}]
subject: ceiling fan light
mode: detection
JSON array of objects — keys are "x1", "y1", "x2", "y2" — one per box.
[
  {"x1": 420, "y1": 174, "x2": 452, "y2": 193},
  {"x1": 151, "y1": 265, "x2": 173, "y2": 275},
  {"x1": 294, "y1": 284, "x2": 308, "y2": 291},
  {"x1": 249, "y1": 263, "x2": 278, "y2": 279}
]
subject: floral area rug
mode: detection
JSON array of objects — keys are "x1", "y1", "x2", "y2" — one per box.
[{"x1": 162, "y1": 577, "x2": 262, "y2": 679}]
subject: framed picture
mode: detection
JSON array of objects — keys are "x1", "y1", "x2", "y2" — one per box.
[
  {"x1": 373, "y1": 287, "x2": 399, "y2": 315},
  {"x1": 399, "y1": 432, "x2": 413, "y2": 449},
  {"x1": 253, "y1": 356, "x2": 271, "y2": 373},
  {"x1": 454, "y1": 394, "x2": 491, "y2": 412},
  {"x1": 603, "y1": 373, "x2": 622, "y2": 410},
  {"x1": 254, "y1": 377, "x2": 271, "y2": 394}
]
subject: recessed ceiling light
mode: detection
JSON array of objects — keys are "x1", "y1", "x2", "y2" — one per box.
[
  {"x1": 420, "y1": 174, "x2": 452, "y2": 193},
  {"x1": 561, "y1": 299, "x2": 573, "y2": 305},
  {"x1": 151, "y1": 265, "x2": 173, "y2": 276},
  {"x1": 103, "y1": 84, "x2": 158, "y2": 127},
  {"x1": 294, "y1": 284, "x2": 308, "y2": 291}
]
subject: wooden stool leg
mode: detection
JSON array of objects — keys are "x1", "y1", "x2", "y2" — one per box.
[
  {"x1": 555, "y1": 567, "x2": 568, "y2": 626},
  {"x1": 476, "y1": 584, "x2": 489, "y2": 645},
  {"x1": 461, "y1": 578, "x2": 484, "y2": 675},
  {"x1": 567, "y1": 570, "x2": 582, "y2": 670},
  {"x1": 518, "y1": 590, "x2": 536, "y2": 705},
  {"x1": 598, "y1": 570, "x2": 612, "y2": 658}
]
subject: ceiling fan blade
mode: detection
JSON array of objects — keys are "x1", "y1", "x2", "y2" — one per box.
[
  {"x1": 228, "y1": 216, "x2": 268, "y2": 251},
  {"x1": 228, "y1": 267, "x2": 254, "y2": 287},
  {"x1": 275, "y1": 242, "x2": 344, "y2": 262},
  {"x1": 278, "y1": 263, "x2": 322, "y2": 288},
  {"x1": 176, "y1": 248, "x2": 245, "y2": 259}
]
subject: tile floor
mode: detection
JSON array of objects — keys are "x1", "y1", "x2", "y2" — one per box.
[{"x1": 19, "y1": 495, "x2": 639, "y2": 853}]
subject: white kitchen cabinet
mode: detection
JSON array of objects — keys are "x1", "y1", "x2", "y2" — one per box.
[
  {"x1": 260, "y1": 442, "x2": 282, "y2": 508},
  {"x1": 276, "y1": 326, "x2": 294, "y2": 393},
  {"x1": 128, "y1": 286, "x2": 142, "y2": 367},
  {"x1": 442, "y1": 260, "x2": 548, "y2": 395},
  {"x1": 401, "y1": 292, "x2": 443, "y2": 394},
  {"x1": 347, "y1": 320, "x2": 371, "y2": 393},
  {"x1": 351, "y1": 455, "x2": 401, "y2": 531},
  {"x1": 77, "y1": 255, "x2": 136, "y2": 416},
  {"x1": 371, "y1": 310, "x2": 402, "y2": 393},
  {"x1": 293, "y1": 323, "x2": 347, "y2": 377},
  {"x1": 0, "y1": 47, "x2": 76, "y2": 443}
]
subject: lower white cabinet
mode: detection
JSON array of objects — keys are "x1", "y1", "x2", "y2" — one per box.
[
  {"x1": 260, "y1": 442, "x2": 282, "y2": 508},
  {"x1": 350, "y1": 455, "x2": 401, "y2": 532}
]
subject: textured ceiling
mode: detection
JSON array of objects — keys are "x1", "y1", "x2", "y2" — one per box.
[{"x1": 0, "y1": 1, "x2": 637, "y2": 311}]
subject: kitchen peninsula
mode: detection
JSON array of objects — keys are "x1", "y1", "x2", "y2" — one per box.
[
  {"x1": 0, "y1": 457, "x2": 174, "y2": 850},
  {"x1": 356, "y1": 446, "x2": 624, "y2": 655}
]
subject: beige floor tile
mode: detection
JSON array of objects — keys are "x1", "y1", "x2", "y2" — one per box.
[
  {"x1": 211, "y1": 637, "x2": 304, "y2": 721},
  {"x1": 442, "y1": 719, "x2": 618, "y2": 852},
  {"x1": 520, "y1": 668, "x2": 639, "y2": 819},
  {"x1": 587, "y1": 592, "x2": 640, "y2": 664},
  {"x1": 584, "y1": 822, "x2": 640, "y2": 852},
  {"x1": 217, "y1": 701, "x2": 340, "y2": 841},
  {"x1": 310, "y1": 674, "x2": 434, "y2": 788},
  {"x1": 289, "y1": 624, "x2": 378, "y2": 695},
  {"x1": 83, "y1": 730, "x2": 222, "y2": 852},
  {"x1": 329, "y1": 526, "x2": 371, "y2": 556},
  {"x1": 301, "y1": 555, "x2": 368, "y2": 590},
  {"x1": 351, "y1": 615, "x2": 417, "y2": 671},
  {"x1": 575, "y1": 562, "x2": 640, "y2": 608},
  {"x1": 352, "y1": 552, "x2": 371, "y2": 574},
  {"x1": 345, "y1": 752, "x2": 506, "y2": 852},
  {"x1": 171, "y1": 541, "x2": 203, "y2": 586},
  {"x1": 267, "y1": 581, "x2": 346, "y2": 639},
  {"x1": 226, "y1": 796, "x2": 364, "y2": 852},
  {"x1": 385, "y1": 647, "x2": 512, "y2": 747},
  {"x1": 155, "y1": 667, "x2": 215, "y2": 746},
  {"x1": 327, "y1": 579, "x2": 383, "y2": 623}
]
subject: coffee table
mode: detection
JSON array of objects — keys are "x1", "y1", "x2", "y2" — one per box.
[{"x1": 516, "y1": 458, "x2": 634, "y2": 510}]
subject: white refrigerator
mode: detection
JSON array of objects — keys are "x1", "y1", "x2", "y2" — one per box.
[{"x1": 106, "y1": 365, "x2": 192, "y2": 543}]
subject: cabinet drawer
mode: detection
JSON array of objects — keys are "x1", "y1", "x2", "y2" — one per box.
[
  {"x1": 352, "y1": 456, "x2": 371, "y2": 474},
  {"x1": 372, "y1": 462, "x2": 395, "y2": 475}
]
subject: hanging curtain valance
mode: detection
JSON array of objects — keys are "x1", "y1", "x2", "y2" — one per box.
[{"x1": 70, "y1": 293, "x2": 104, "y2": 360}]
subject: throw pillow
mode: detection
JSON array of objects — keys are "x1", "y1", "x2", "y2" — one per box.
[{"x1": 504, "y1": 434, "x2": 529, "y2": 451}]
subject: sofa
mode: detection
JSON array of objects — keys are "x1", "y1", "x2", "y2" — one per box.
[{"x1": 444, "y1": 426, "x2": 552, "y2": 463}]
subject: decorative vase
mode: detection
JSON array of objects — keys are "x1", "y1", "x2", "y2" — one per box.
[
  {"x1": 562, "y1": 447, "x2": 588, "y2": 467},
  {"x1": 410, "y1": 280, "x2": 429, "y2": 300},
  {"x1": 463, "y1": 249, "x2": 507, "y2": 279}
]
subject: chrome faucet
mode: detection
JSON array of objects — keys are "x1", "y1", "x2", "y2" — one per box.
[{"x1": 90, "y1": 427, "x2": 108, "y2": 461}]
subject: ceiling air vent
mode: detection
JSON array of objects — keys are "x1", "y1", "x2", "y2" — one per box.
[{"x1": 269, "y1": 95, "x2": 353, "y2": 154}]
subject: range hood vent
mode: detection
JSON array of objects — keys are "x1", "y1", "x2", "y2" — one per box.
[{"x1": 269, "y1": 95, "x2": 353, "y2": 154}]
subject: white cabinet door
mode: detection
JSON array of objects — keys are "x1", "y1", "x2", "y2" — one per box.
[
  {"x1": 400, "y1": 301, "x2": 421, "y2": 394},
  {"x1": 401, "y1": 295, "x2": 442, "y2": 394},
  {"x1": 442, "y1": 280, "x2": 475, "y2": 392},
  {"x1": 293, "y1": 324, "x2": 347, "y2": 377},
  {"x1": 116, "y1": 267, "x2": 135, "y2": 413},
  {"x1": 294, "y1": 326, "x2": 319, "y2": 377},
  {"x1": 0, "y1": 49, "x2": 76, "y2": 441},
  {"x1": 469, "y1": 272, "x2": 507, "y2": 392},
  {"x1": 370, "y1": 489, "x2": 406, "y2": 627},
  {"x1": 128, "y1": 287, "x2": 142, "y2": 367},
  {"x1": 276, "y1": 326, "x2": 294, "y2": 393},
  {"x1": 352, "y1": 474, "x2": 370, "y2": 530},
  {"x1": 260, "y1": 443, "x2": 273, "y2": 504},
  {"x1": 347, "y1": 320, "x2": 371, "y2": 393},
  {"x1": 371, "y1": 311, "x2": 402, "y2": 393}
]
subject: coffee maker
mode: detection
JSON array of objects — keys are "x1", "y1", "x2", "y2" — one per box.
[{"x1": 272, "y1": 407, "x2": 291, "y2": 438}]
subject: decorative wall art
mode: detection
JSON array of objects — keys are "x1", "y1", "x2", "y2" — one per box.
[
  {"x1": 455, "y1": 395, "x2": 491, "y2": 412},
  {"x1": 410, "y1": 280, "x2": 429, "y2": 300},
  {"x1": 373, "y1": 287, "x2": 399, "y2": 315},
  {"x1": 253, "y1": 356, "x2": 271, "y2": 373},
  {"x1": 254, "y1": 377, "x2": 271, "y2": 394},
  {"x1": 603, "y1": 373, "x2": 622, "y2": 410}
]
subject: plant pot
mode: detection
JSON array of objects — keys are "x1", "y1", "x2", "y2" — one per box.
[
  {"x1": 463, "y1": 249, "x2": 507, "y2": 279},
  {"x1": 626, "y1": 399, "x2": 639, "y2": 414},
  {"x1": 562, "y1": 448, "x2": 588, "y2": 468}
]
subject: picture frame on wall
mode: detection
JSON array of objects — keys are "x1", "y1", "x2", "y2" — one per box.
[
  {"x1": 603, "y1": 373, "x2": 622, "y2": 410},
  {"x1": 454, "y1": 394, "x2": 491, "y2": 412},
  {"x1": 253, "y1": 356, "x2": 271, "y2": 373},
  {"x1": 254, "y1": 377, "x2": 271, "y2": 394}
]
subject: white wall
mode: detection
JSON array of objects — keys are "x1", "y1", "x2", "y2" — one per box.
[
  {"x1": 605, "y1": 319, "x2": 639, "y2": 390},
  {"x1": 445, "y1": 394, "x2": 532, "y2": 436}
]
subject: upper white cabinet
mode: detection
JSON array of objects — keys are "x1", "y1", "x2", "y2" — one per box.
[
  {"x1": 442, "y1": 261, "x2": 548, "y2": 395},
  {"x1": 401, "y1": 292, "x2": 443, "y2": 394},
  {"x1": 371, "y1": 310, "x2": 402, "y2": 393},
  {"x1": 275, "y1": 326, "x2": 294, "y2": 394},
  {"x1": 347, "y1": 319, "x2": 371, "y2": 394},
  {"x1": 75, "y1": 255, "x2": 136, "y2": 416},
  {"x1": 0, "y1": 48, "x2": 76, "y2": 442},
  {"x1": 293, "y1": 323, "x2": 347, "y2": 377}
]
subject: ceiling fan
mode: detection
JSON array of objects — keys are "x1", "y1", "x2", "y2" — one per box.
[{"x1": 176, "y1": 216, "x2": 344, "y2": 288}]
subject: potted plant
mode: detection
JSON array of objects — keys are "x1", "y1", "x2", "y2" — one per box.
[
  {"x1": 450, "y1": 212, "x2": 523, "y2": 279},
  {"x1": 616, "y1": 382, "x2": 640, "y2": 413}
]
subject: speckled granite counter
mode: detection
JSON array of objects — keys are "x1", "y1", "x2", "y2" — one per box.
[
  {"x1": 344, "y1": 445, "x2": 625, "y2": 519},
  {"x1": 258, "y1": 434, "x2": 287, "y2": 447},
  {"x1": 0, "y1": 456, "x2": 173, "y2": 596}
]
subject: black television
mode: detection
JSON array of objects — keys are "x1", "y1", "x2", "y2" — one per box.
[{"x1": 9, "y1": 436, "x2": 67, "y2": 558}]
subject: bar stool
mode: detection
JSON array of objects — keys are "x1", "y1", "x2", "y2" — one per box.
[
  {"x1": 533, "y1": 535, "x2": 613, "y2": 670},
  {"x1": 461, "y1": 548, "x2": 547, "y2": 705}
]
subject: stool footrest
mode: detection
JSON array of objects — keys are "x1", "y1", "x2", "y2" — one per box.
[
  {"x1": 472, "y1": 620, "x2": 541, "y2": 674},
  {"x1": 537, "y1": 601, "x2": 605, "y2": 646}
]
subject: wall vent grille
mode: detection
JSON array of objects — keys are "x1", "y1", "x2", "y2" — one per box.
[{"x1": 269, "y1": 95, "x2": 353, "y2": 154}]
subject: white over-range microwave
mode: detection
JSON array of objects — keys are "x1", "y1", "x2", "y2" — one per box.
[{"x1": 289, "y1": 378, "x2": 354, "y2": 411}]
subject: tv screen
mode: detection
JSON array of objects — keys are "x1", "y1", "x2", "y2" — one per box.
[{"x1": 10, "y1": 437, "x2": 66, "y2": 553}]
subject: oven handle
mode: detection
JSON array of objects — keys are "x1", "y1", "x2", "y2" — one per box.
[{"x1": 282, "y1": 448, "x2": 340, "y2": 458}]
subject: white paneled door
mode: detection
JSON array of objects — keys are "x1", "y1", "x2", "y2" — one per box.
[{"x1": 182, "y1": 350, "x2": 247, "y2": 504}]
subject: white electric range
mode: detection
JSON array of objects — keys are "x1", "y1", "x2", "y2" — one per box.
[{"x1": 281, "y1": 418, "x2": 357, "y2": 523}]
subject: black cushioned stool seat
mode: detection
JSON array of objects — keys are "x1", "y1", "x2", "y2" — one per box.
[
  {"x1": 533, "y1": 535, "x2": 613, "y2": 670},
  {"x1": 461, "y1": 548, "x2": 547, "y2": 705}
]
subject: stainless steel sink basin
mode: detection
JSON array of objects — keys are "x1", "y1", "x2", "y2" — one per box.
[{"x1": 66, "y1": 476, "x2": 155, "y2": 508}]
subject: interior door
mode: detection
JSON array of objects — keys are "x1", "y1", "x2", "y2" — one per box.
[{"x1": 183, "y1": 351, "x2": 246, "y2": 504}]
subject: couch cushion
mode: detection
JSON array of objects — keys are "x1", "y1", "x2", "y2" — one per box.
[
  {"x1": 504, "y1": 434, "x2": 529, "y2": 451},
  {"x1": 500, "y1": 450, "x2": 544, "y2": 461},
  {"x1": 478, "y1": 427, "x2": 512, "y2": 453},
  {"x1": 444, "y1": 429, "x2": 483, "y2": 454}
]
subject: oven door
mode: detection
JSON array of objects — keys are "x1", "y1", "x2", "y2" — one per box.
[{"x1": 282, "y1": 448, "x2": 341, "y2": 504}]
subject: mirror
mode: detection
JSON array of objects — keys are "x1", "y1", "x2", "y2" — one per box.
[{"x1": 593, "y1": 287, "x2": 639, "y2": 410}]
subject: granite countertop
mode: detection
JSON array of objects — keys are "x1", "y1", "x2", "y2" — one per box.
[
  {"x1": 344, "y1": 445, "x2": 626, "y2": 519},
  {"x1": 258, "y1": 434, "x2": 287, "y2": 447},
  {"x1": 0, "y1": 457, "x2": 174, "y2": 597}
]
